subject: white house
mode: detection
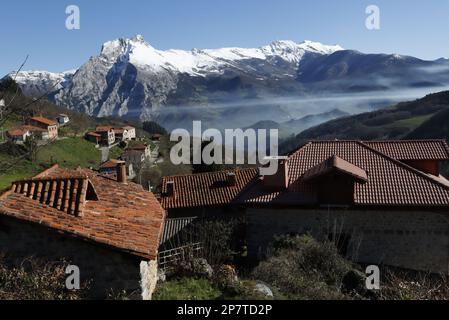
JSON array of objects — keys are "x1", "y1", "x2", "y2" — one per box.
[
  {"x1": 123, "y1": 126, "x2": 136, "y2": 140},
  {"x1": 56, "y1": 114, "x2": 70, "y2": 126},
  {"x1": 6, "y1": 125, "x2": 47, "y2": 144}
]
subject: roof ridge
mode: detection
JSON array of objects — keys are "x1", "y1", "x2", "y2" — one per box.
[
  {"x1": 32, "y1": 164, "x2": 60, "y2": 179},
  {"x1": 363, "y1": 139, "x2": 448, "y2": 144},
  {"x1": 287, "y1": 141, "x2": 313, "y2": 157},
  {"x1": 358, "y1": 141, "x2": 449, "y2": 191},
  {"x1": 162, "y1": 167, "x2": 258, "y2": 181}
]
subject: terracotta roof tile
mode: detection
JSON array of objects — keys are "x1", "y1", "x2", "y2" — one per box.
[
  {"x1": 0, "y1": 165, "x2": 166, "y2": 259},
  {"x1": 7, "y1": 125, "x2": 46, "y2": 136},
  {"x1": 87, "y1": 131, "x2": 101, "y2": 137},
  {"x1": 31, "y1": 116, "x2": 57, "y2": 126},
  {"x1": 95, "y1": 126, "x2": 113, "y2": 132},
  {"x1": 239, "y1": 141, "x2": 449, "y2": 207},
  {"x1": 161, "y1": 168, "x2": 258, "y2": 209},
  {"x1": 100, "y1": 159, "x2": 123, "y2": 169},
  {"x1": 364, "y1": 140, "x2": 449, "y2": 160},
  {"x1": 302, "y1": 155, "x2": 368, "y2": 183}
]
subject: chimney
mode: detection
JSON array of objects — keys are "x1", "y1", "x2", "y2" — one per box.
[
  {"x1": 227, "y1": 172, "x2": 237, "y2": 186},
  {"x1": 166, "y1": 181, "x2": 175, "y2": 197},
  {"x1": 116, "y1": 161, "x2": 127, "y2": 184},
  {"x1": 262, "y1": 159, "x2": 289, "y2": 190}
]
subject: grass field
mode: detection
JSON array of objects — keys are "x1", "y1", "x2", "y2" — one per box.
[
  {"x1": 153, "y1": 278, "x2": 222, "y2": 300},
  {"x1": 0, "y1": 137, "x2": 101, "y2": 190},
  {"x1": 390, "y1": 114, "x2": 435, "y2": 129},
  {"x1": 36, "y1": 138, "x2": 101, "y2": 168}
]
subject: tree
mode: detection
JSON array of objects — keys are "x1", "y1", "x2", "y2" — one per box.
[{"x1": 142, "y1": 121, "x2": 167, "y2": 135}]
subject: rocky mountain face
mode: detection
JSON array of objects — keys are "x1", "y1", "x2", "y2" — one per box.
[
  {"x1": 7, "y1": 35, "x2": 449, "y2": 132},
  {"x1": 8, "y1": 36, "x2": 343, "y2": 120}
]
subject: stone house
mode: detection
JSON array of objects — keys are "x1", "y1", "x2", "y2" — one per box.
[
  {"x1": 238, "y1": 140, "x2": 449, "y2": 274},
  {"x1": 29, "y1": 116, "x2": 58, "y2": 140},
  {"x1": 0, "y1": 164, "x2": 166, "y2": 299},
  {"x1": 159, "y1": 169, "x2": 257, "y2": 251},
  {"x1": 160, "y1": 140, "x2": 449, "y2": 274}
]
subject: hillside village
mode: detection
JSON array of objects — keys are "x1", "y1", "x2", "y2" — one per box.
[{"x1": 2, "y1": 82, "x2": 449, "y2": 300}]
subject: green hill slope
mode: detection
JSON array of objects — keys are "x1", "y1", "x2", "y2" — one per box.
[
  {"x1": 0, "y1": 138, "x2": 101, "y2": 190},
  {"x1": 280, "y1": 90, "x2": 449, "y2": 153}
]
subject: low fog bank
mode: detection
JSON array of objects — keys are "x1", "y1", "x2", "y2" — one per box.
[{"x1": 153, "y1": 85, "x2": 449, "y2": 136}]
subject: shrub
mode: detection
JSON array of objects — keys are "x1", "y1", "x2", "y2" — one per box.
[
  {"x1": 0, "y1": 256, "x2": 88, "y2": 300},
  {"x1": 380, "y1": 268, "x2": 449, "y2": 300},
  {"x1": 252, "y1": 234, "x2": 352, "y2": 300}
]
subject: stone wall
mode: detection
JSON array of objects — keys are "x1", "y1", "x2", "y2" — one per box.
[
  {"x1": 247, "y1": 208, "x2": 449, "y2": 273},
  {"x1": 0, "y1": 215, "x2": 158, "y2": 299}
]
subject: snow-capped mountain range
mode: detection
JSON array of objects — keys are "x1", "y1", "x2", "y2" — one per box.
[
  {"x1": 6, "y1": 35, "x2": 449, "y2": 129},
  {"x1": 7, "y1": 35, "x2": 343, "y2": 119},
  {"x1": 98, "y1": 35, "x2": 343, "y2": 76}
]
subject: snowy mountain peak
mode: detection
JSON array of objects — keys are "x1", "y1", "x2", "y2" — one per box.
[
  {"x1": 95, "y1": 36, "x2": 344, "y2": 75},
  {"x1": 261, "y1": 40, "x2": 343, "y2": 63},
  {"x1": 132, "y1": 34, "x2": 146, "y2": 43}
]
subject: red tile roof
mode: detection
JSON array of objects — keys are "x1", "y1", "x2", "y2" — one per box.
[
  {"x1": 161, "y1": 168, "x2": 258, "y2": 209},
  {"x1": 302, "y1": 155, "x2": 368, "y2": 183},
  {"x1": 0, "y1": 165, "x2": 166, "y2": 259},
  {"x1": 87, "y1": 131, "x2": 101, "y2": 138},
  {"x1": 99, "y1": 159, "x2": 123, "y2": 169},
  {"x1": 7, "y1": 125, "x2": 46, "y2": 136},
  {"x1": 364, "y1": 140, "x2": 449, "y2": 161},
  {"x1": 239, "y1": 141, "x2": 449, "y2": 207},
  {"x1": 31, "y1": 116, "x2": 57, "y2": 126},
  {"x1": 95, "y1": 126, "x2": 113, "y2": 132}
]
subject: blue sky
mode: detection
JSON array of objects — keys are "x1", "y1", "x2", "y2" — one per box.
[{"x1": 1, "y1": 0, "x2": 449, "y2": 76}]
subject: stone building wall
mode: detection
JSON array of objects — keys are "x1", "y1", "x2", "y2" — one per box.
[
  {"x1": 247, "y1": 208, "x2": 449, "y2": 273},
  {"x1": 0, "y1": 215, "x2": 158, "y2": 299}
]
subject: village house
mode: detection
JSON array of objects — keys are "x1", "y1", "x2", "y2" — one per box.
[
  {"x1": 160, "y1": 140, "x2": 449, "y2": 274},
  {"x1": 6, "y1": 125, "x2": 47, "y2": 144},
  {"x1": 85, "y1": 131, "x2": 102, "y2": 145},
  {"x1": 120, "y1": 143, "x2": 151, "y2": 170},
  {"x1": 121, "y1": 149, "x2": 145, "y2": 170},
  {"x1": 99, "y1": 159, "x2": 136, "y2": 180},
  {"x1": 121, "y1": 125, "x2": 136, "y2": 140},
  {"x1": 128, "y1": 143, "x2": 151, "y2": 158},
  {"x1": 0, "y1": 164, "x2": 166, "y2": 299},
  {"x1": 240, "y1": 140, "x2": 449, "y2": 274},
  {"x1": 56, "y1": 114, "x2": 70, "y2": 126},
  {"x1": 159, "y1": 168, "x2": 257, "y2": 253},
  {"x1": 86, "y1": 126, "x2": 115, "y2": 146},
  {"x1": 29, "y1": 116, "x2": 58, "y2": 140},
  {"x1": 86, "y1": 125, "x2": 136, "y2": 146},
  {"x1": 97, "y1": 125, "x2": 136, "y2": 142}
]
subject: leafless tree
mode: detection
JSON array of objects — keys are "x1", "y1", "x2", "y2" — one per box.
[{"x1": 0, "y1": 56, "x2": 62, "y2": 174}]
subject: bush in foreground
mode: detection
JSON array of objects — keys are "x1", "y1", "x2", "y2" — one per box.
[
  {"x1": 252, "y1": 234, "x2": 354, "y2": 300},
  {"x1": 0, "y1": 256, "x2": 88, "y2": 300}
]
